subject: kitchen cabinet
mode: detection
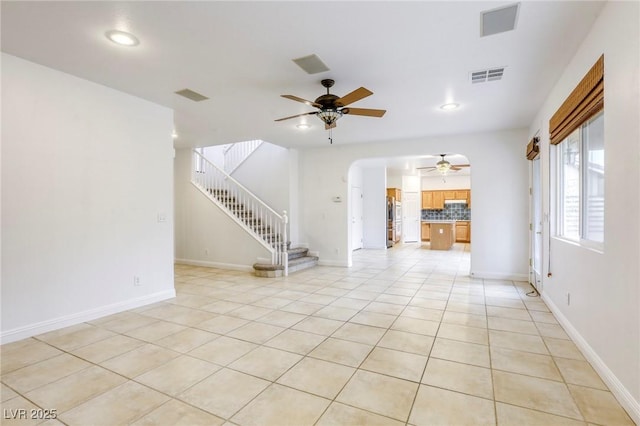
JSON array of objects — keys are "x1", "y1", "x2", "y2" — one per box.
[
  {"x1": 421, "y1": 191, "x2": 433, "y2": 209},
  {"x1": 421, "y1": 223, "x2": 430, "y2": 241},
  {"x1": 432, "y1": 191, "x2": 445, "y2": 209},
  {"x1": 422, "y1": 190, "x2": 472, "y2": 210},
  {"x1": 455, "y1": 221, "x2": 470, "y2": 243},
  {"x1": 443, "y1": 190, "x2": 456, "y2": 200},
  {"x1": 455, "y1": 190, "x2": 469, "y2": 200},
  {"x1": 430, "y1": 222, "x2": 455, "y2": 250},
  {"x1": 387, "y1": 188, "x2": 402, "y2": 202}
]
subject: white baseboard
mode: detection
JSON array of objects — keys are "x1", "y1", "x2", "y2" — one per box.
[
  {"x1": 175, "y1": 258, "x2": 253, "y2": 272},
  {"x1": 0, "y1": 289, "x2": 176, "y2": 345},
  {"x1": 542, "y1": 293, "x2": 640, "y2": 425},
  {"x1": 470, "y1": 270, "x2": 529, "y2": 281}
]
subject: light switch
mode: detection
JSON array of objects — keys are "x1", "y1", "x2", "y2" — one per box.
[{"x1": 157, "y1": 213, "x2": 167, "y2": 223}]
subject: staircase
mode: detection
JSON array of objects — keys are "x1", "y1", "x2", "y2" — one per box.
[
  {"x1": 254, "y1": 247, "x2": 319, "y2": 278},
  {"x1": 192, "y1": 149, "x2": 317, "y2": 276}
]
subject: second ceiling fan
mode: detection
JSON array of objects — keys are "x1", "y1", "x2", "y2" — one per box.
[
  {"x1": 419, "y1": 154, "x2": 471, "y2": 174},
  {"x1": 275, "y1": 79, "x2": 386, "y2": 135}
]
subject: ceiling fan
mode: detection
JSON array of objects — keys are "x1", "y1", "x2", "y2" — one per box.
[
  {"x1": 418, "y1": 154, "x2": 471, "y2": 174},
  {"x1": 275, "y1": 79, "x2": 386, "y2": 143}
]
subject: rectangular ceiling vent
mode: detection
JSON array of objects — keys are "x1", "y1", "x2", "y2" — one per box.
[
  {"x1": 481, "y1": 3, "x2": 520, "y2": 37},
  {"x1": 471, "y1": 67, "x2": 505, "y2": 84},
  {"x1": 292, "y1": 54, "x2": 330, "y2": 75},
  {"x1": 174, "y1": 88, "x2": 209, "y2": 102}
]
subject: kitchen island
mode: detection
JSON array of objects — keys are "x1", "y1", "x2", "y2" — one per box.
[{"x1": 424, "y1": 221, "x2": 456, "y2": 250}]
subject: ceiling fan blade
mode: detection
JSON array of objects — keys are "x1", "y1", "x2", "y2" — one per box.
[
  {"x1": 281, "y1": 94, "x2": 322, "y2": 108},
  {"x1": 336, "y1": 87, "x2": 373, "y2": 107},
  {"x1": 274, "y1": 112, "x2": 317, "y2": 122},
  {"x1": 417, "y1": 166, "x2": 436, "y2": 171},
  {"x1": 342, "y1": 107, "x2": 386, "y2": 117},
  {"x1": 450, "y1": 164, "x2": 471, "y2": 170},
  {"x1": 325, "y1": 121, "x2": 337, "y2": 130}
]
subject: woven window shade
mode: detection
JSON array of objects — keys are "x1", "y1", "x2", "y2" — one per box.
[
  {"x1": 549, "y1": 55, "x2": 604, "y2": 145},
  {"x1": 526, "y1": 137, "x2": 540, "y2": 160}
]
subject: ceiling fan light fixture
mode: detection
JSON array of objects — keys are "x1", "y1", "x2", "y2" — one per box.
[
  {"x1": 105, "y1": 30, "x2": 139, "y2": 47},
  {"x1": 317, "y1": 109, "x2": 342, "y2": 126},
  {"x1": 440, "y1": 103, "x2": 459, "y2": 111}
]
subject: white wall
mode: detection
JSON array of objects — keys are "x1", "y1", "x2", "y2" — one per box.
[
  {"x1": 1, "y1": 54, "x2": 175, "y2": 343},
  {"x1": 528, "y1": 2, "x2": 640, "y2": 421},
  {"x1": 362, "y1": 167, "x2": 387, "y2": 250},
  {"x1": 173, "y1": 149, "x2": 271, "y2": 269},
  {"x1": 402, "y1": 175, "x2": 421, "y2": 193},
  {"x1": 422, "y1": 174, "x2": 471, "y2": 190},
  {"x1": 230, "y1": 142, "x2": 291, "y2": 216},
  {"x1": 298, "y1": 129, "x2": 529, "y2": 275}
]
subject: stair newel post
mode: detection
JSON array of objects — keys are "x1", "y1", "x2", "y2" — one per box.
[{"x1": 282, "y1": 210, "x2": 288, "y2": 276}]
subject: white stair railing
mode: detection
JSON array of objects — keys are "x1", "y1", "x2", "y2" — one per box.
[
  {"x1": 192, "y1": 149, "x2": 288, "y2": 275},
  {"x1": 223, "y1": 140, "x2": 263, "y2": 175}
]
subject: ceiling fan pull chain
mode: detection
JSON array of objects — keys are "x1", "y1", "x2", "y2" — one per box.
[{"x1": 328, "y1": 127, "x2": 333, "y2": 144}]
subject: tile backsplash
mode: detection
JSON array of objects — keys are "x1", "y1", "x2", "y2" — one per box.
[{"x1": 422, "y1": 203, "x2": 471, "y2": 221}]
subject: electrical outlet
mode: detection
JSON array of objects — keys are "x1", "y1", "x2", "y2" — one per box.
[{"x1": 134, "y1": 276, "x2": 141, "y2": 286}]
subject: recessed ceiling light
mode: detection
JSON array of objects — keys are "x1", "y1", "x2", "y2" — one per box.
[
  {"x1": 105, "y1": 30, "x2": 139, "y2": 47},
  {"x1": 440, "y1": 103, "x2": 460, "y2": 111},
  {"x1": 296, "y1": 123, "x2": 311, "y2": 129}
]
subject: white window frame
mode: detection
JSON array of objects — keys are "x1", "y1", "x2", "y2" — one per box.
[{"x1": 555, "y1": 111, "x2": 604, "y2": 252}]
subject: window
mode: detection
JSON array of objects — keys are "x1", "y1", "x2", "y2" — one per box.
[
  {"x1": 550, "y1": 55, "x2": 604, "y2": 248},
  {"x1": 557, "y1": 112, "x2": 604, "y2": 244}
]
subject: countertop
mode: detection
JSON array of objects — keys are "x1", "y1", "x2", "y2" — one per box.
[{"x1": 421, "y1": 220, "x2": 469, "y2": 223}]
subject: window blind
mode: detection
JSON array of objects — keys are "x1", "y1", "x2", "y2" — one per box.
[{"x1": 549, "y1": 55, "x2": 604, "y2": 145}]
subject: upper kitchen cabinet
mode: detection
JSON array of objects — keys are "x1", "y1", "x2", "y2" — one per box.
[
  {"x1": 421, "y1": 191, "x2": 432, "y2": 209},
  {"x1": 421, "y1": 190, "x2": 445, "y2": 209},
  {"x1": 387, "y1": 188, "x2": 402, "y2": 202}
]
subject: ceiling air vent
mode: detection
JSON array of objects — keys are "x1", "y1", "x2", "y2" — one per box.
[
  {"x1": 471, "y1": 67, "x2": 505, "y2": 84},
  {"x1": 481, "y1": 3, "x2": 520, "y2": 37},
  {"x1": 174, "y1": 88, "x2": 209, "y2": 102},
  {"x1": 292, "y1": 54, "x2": 330, "y2": 75}
]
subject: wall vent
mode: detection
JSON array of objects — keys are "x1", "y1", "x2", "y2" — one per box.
[
  {"x1": 470, "y1": 67, "x2": 505, "y2": 84},
  {"x1": 481, "y1": 3, "x2": 520, "y2": 37},
  {"x1": 292, "y1": 54, "x2": 330, "y2": 75},
  {"x1": 175, "y1": 88, "x2": 209, "y2": 102}
]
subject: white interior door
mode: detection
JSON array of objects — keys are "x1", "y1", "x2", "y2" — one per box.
[
  {"x1": 531, "y1": 157, "x2": 543, "y2": 291},
  {"x1": 351, "y1": 186, "x2": 363, "y2": 250},
  {"x1": 403, "y1": 192, "x2": 420, "y2": 242}
]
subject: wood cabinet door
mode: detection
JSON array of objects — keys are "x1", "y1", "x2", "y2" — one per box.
[
  {"x1": 433, "y1": 191, "x2": 445, "y2": 209},
  {"x1": 455, "y1": 223, "x2": 467, "y2": 242},
  {"x1": 443, "y1": 190, "x2": 456, "y2": 200},
  {"x1": 421, "y1": 223, "x2": 430, "y2": 241},
  {"x1": 421, "y1": 191, "x2": 433, "y2": 209},
  {"x1": 455, "y1": 223, "x2": 470, "y2": 242},
  {"x1": 455, "y1": 190, "x2": 468, "y2": 200}
]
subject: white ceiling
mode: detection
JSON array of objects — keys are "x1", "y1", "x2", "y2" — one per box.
[{"x1": 1, "y1": 1, "x2": 604, "y2": 149}]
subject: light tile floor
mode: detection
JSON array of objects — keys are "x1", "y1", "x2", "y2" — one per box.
[{"x1": 1, "y1": 243, "x2": 635, "y2": 425}]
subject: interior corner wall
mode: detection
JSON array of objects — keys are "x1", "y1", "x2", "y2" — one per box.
[
  {"x1": 528, "y1": 1, "x2": 640, "y2": 421},
  {"x1": 297, "y1": 128, "x2": 529, "y2": 278},
  {"x1": 1, "y1": 54, "x2": 175, "y2": 343},
  {"x1": 230, "y1": 142, "x2": 290, "y2": 217},
  {"x1": 173, "y1": 148, "x2": 271, "y2": 269}
]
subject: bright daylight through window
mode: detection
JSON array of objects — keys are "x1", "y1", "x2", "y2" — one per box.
[{"x1": 557, "y1": 111, "x2": 604, "y2": 245}]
